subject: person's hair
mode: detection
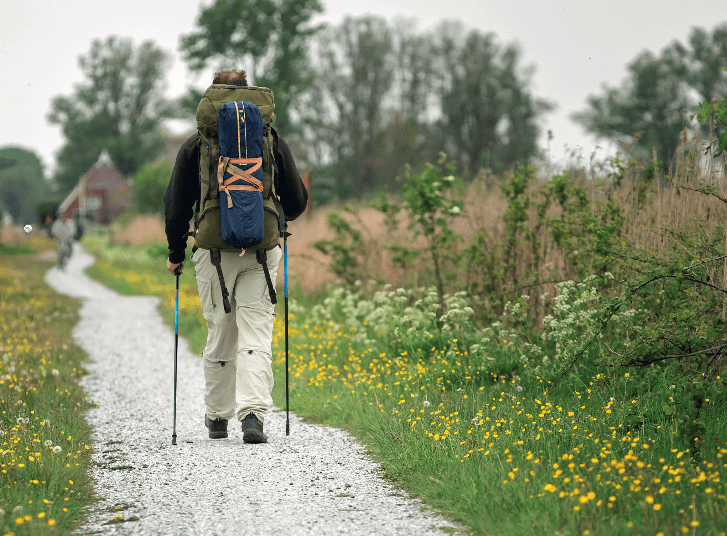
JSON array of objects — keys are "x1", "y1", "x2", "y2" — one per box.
[{"x1": 212, "y1": 70, "x2": 248, "y2": 86}]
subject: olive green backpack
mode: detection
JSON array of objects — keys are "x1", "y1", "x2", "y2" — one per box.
[
  {"x1": 194, "y1": 84, "x2": 284, "y2": 253},
  {"x1": 193, "y1": 84, "x2": 285, "y2": 311}
]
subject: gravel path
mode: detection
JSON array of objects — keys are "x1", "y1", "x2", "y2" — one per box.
[{"x1": 44, "y1": 244, "x2": 461, "y2": 536}]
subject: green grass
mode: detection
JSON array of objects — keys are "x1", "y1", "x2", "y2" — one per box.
[
  {"x1": 0, "y1": 239, "x2": 95, "y2": 535},
  {"x1": 81, "y1": 235, "x2": 727, "y2": 536}
]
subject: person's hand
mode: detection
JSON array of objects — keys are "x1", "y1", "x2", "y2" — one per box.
[{"x1": 167, "y1": 258, "x2": 184, "y2": 276}]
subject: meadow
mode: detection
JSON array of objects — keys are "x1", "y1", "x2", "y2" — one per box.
[
  {"x1": 0, "y1": 237, "x2": 95, "y2": 536},
  {"x1": 81, "y1": 138, "x2": 727, "y2": 535}
]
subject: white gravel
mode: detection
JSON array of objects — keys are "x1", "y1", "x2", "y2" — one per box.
[{"x1": 44, "y1": 243, "x2": 462, "y2": 536}]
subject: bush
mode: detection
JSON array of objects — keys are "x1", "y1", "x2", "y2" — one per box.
[{"x1": 132, "y1": 160, "x2": 172, "y2": 215}]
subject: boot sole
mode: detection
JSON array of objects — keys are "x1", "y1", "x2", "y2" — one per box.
[
  {"x1": 209, "y1": 431, "x2": 228, "y2": 439},
  {"x1": 243, "y1": 429, "x2": 268, "y2": 444}
]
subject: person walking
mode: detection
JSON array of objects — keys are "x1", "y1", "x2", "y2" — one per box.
[
  {"x1": 164, "y1": 69, "x2": 307, "y2": 443},
  {"x1": 50, "y1": 213, "x2": 76, "y2": 270}
]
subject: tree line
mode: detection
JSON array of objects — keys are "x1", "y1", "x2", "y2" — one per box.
[{"x1": 31, "y1": 2, "x2": 727, "y2": 215}]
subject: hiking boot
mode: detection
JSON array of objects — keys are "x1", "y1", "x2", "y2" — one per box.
[
  {"x1": 241, "y1": 412, "x2": 268, "y2": 444},
  {"x1": 205, "y1": 415, "x2": 228, "y2": 439}
]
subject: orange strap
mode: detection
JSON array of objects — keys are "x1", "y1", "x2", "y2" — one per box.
[{"x1": 217, "y1": 157, "x2": 263, "y2": 208}]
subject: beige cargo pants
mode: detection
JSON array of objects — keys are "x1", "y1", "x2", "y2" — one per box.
[{"x1": 190, "y1": 246, "x2": 281, "y2": 424}]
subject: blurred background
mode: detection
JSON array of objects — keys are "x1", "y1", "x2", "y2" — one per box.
[{"x1": 0, "y1": 0, "x2": 725, "y2": 232}]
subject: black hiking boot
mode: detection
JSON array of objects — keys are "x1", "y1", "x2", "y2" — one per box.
[
  {"x1": 241, "y1": 412, "x2": 268, "y2": 444},
  {"x1": 205, "y1": 415, "x2": 228, "y2": 439}
]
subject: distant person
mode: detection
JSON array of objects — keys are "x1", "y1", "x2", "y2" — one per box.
[
  {"x1": 51, "y1": 213, "x2": 76, "y2": 270},
  {"x1": 44, "y1": 215, "x2": 54, "y2": 239},
  {"x1": 164, "y1": 69, "x2": 308, "y2": 443}
]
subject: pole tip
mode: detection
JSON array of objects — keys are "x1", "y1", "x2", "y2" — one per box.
[{"x1": 172, "y1": 435, "x2": 177, "y2": 445}]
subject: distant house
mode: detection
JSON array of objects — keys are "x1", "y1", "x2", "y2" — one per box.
[{"x1": 58, "y1": 150, "x2": 132, "y2": 226}]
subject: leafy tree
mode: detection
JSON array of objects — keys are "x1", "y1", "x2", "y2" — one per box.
[
  {"x1": 132, "y1": 160, "x2": 173, "y2": 215},
  {"x1": 574, "y1": 49, "x2": 688, "y2": 166},
  {"x1": 0, "y1": 147, "x2": 53, "y2": 224},
  {"x1": 574, "y1": 23, "x2": 727, "y2": 166},
  {"x1": 179, "y1": 0, "x2": 323, "y2": 135},
  {"x1": 315, "y1": 16, "x2": 395, "y2": 195},
  {"x1": 434, "y1": 23, "x2": 553, "y2": 176},
  {"x1": 48, "y1": 36, "x2": 172, "y2": 194}
]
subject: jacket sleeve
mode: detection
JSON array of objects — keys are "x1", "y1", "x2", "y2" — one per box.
[
  {"x1": 164, "y1": 134, "x2": 200, "y2": 264},
  {"x1": 273, "y1": 129, "x2": 308, "y2": 221}
]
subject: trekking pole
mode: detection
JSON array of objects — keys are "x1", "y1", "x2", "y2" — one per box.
[
  {"x1": 172, "y1": 265, "x2": 181, "y2": 445},
  {"x1": 284, "y1": 231, "x2": 290, "y2": 436}
]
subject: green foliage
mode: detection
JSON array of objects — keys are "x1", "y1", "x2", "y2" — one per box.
[
  {"x1": 435, "y1": 24, "x2": 554, "y2": 175},
  {"x1": 179, "y1": 0, "x2": 323, "y2": 135},
  {"x1": 302, "y1": 18, "x2": 551, "y2": 198},
  {"x1": 394, "y1": 155, "x2": 463, "y2": 314},
  {"x1": 0, "y1": 147, "x2": 53, "y2": 225},
  {"x1": 48, "y1": 36, "x2": 172, "y2": 194},
  {"x1": 574, "y1": 23, "x2": 727, "y2": 167},
  {"x1": 693, "y1": 72, "x2": 727, "y2": 161},
  {"x1": 0, "y1": 254, "x2": 95, "y2": 535},
  {"x1": 313, "y1": 209, "x2": 365, "y2": 285},
  {"x1": 132, "y1": 160, "x2": 172, "y2": 215}
]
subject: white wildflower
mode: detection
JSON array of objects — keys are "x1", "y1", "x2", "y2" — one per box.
[
  {"x1": 44, "y1": 440, "x2": 53, "y2": 447},
  {"x1": 423, "y1": 400, "x2": 431, "y2": 408},
  {"x1": 52, "y1": 446, "x2": 62, "y2": 454},
  {"x1": 449, "y1": 206, "x2": 461, "y2": 215},
  {"x1": 516, "y1": 386, "x2": 523, "y2": 392},
  {"x1": 52, "y1": 369, "x2": 60, "y2": 376}
]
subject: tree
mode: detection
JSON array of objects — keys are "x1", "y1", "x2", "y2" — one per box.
[
  {"x1": 132, "y1": 160, "x2": 173, "y2": 215},
  {"x1": 48, "y1": 36, "x2": 171, "y2": 194},
  {"x1": 434, "y1": 23, "x2": 552, "y2": 176},
  {"x1": 573, "y1": 24, "x2": 727, "y2": 166},
  {"x1": 0, "y1": 147, "x2": 53, "y2": 225},
  {"x1": 573, "y1": 49, "x2": 688, "y2": 166},
  {"x1": 179, "y1": 0, "x2": 323, "y2": 135},
  {"x1": 316, "y1": 16, "x2": 396, "y2": 195}
]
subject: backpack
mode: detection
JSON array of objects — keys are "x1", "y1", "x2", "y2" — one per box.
[
  {"x1": 194, "y1": 85, "x2": 285, "y2": 312},
  {"x1": 194, "y1": 84, "x2": 284, "y2": 253}
]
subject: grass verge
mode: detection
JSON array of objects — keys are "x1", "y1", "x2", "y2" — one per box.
[{"x1": 0, "y1": 237, "x2": 95, "y2": 535}]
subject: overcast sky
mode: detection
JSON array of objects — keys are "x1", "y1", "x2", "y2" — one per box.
[{"x1": 1, "y1": 0, "x2": 725, "y2": 176}]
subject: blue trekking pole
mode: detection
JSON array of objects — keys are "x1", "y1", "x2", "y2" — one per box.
[
  {"x1": 284, "y1": 231, "x2": 290, "y2": 436},
  {"x1": 172, "y1": 265, "x2": 181, "y2": 445}
]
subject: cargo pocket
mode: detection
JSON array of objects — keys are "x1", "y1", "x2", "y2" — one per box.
[{"x1": 196, "y1": 273, "x2": 217, "y2": 321}]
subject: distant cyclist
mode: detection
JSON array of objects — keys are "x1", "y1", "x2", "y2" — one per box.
[{"x1": 51, "y1": 213, "x2": 76, "y2": 270}]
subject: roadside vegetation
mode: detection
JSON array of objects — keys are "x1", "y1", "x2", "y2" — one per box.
[{"x1": 0, "y1": 237, "x2": 95, "y2": 535}]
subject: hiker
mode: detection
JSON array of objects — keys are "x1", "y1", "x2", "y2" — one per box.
[
  {"x1": 164, "y1": 69, "x2": 308, "y2": 444},
  {"x1": 50, "y1": 213, "x2": 76, "y2": 270}
]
